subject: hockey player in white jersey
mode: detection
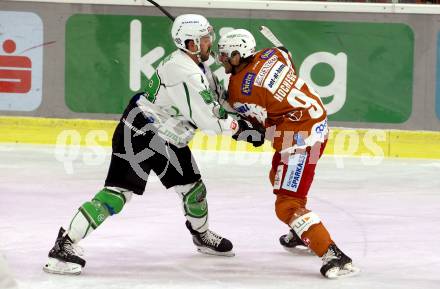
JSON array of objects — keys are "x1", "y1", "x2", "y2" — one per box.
[{"x1": 43, "y1": 14, "x2": 264, "y2": 275}]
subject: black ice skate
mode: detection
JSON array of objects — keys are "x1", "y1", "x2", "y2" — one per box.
[
  {"x1": 279, "y1": 229, "x2": 314, "y2": 255},
  {"x1": 185, "y1": 221, "x2": 234, "y2": 257},
  {"x1": 320, "y1": 244, "x2": 359, "y2": 279},
  {"x1": 43, "y1": 227, "x2": 86, "y2": 275}
]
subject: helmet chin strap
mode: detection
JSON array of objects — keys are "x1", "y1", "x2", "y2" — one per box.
[
  {"x1": 183, "y1": 47, "x2": 200, "y2": 55},
  {"x1": 181, "y1": 46, "x2": 202, "y2": 63}
]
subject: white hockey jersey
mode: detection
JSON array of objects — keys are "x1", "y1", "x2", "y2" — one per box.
[{"x1": 135, "y1": 49, "x2": 237, "y2": 147}]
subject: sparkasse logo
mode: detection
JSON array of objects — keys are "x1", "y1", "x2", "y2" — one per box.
[{"x1": 0, "y1": 11, "x2": 43, "y2": 111}]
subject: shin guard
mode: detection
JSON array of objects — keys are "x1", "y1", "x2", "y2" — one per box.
[
  {"x1": 175, "y1": 180, "x2": 208, "y2": 233},
  {"x1": 68, "y1": 188, "x2": 131, "y2": 243}
]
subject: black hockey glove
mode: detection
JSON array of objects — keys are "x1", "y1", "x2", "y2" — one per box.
[{"x1": 232, "y1": 119, "x2": 266, "y2": 147}]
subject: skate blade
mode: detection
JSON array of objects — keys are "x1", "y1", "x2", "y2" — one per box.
[
  {"x1": 196, "y1": 247, "x2": 235, "y2": 257},
  {"x1": 325, "y1": 264, "x2": 360, "y2": 279},
  {"x1": 282, "y1": 246, "x2": 315, "y2": 256},
  {"x1": 43, "y1": 258, "x2": 82, "y2": 275}
]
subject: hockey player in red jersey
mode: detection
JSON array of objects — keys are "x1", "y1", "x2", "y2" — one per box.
[{"x1": 217, "y1": 29, "x2": 359, "y2": 279}]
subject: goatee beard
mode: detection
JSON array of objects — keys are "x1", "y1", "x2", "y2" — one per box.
[{"x1": 200, "y1": 53, "x2": 209, "y2": 62}]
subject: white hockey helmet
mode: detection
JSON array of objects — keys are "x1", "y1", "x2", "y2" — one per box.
[
  {"x1": 171, "y1": 14, "x2": 214, "y2": 54},
  {"x1": 218, "y1": 29, "x2": 256, "y2": 59}
]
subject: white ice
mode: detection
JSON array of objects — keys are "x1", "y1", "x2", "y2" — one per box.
[{"x1": 0, "y1": 143, "x2": 439, "y2": 289}]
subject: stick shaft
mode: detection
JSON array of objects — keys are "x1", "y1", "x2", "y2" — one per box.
[
  {"x1": 145, "y1": 0, "x2": 175, "y2": 21},
  {"x1": 259, "y1": 25, "x2": 283, "y2": 47}
]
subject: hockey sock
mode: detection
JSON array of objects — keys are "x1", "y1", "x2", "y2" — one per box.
[
  {"x1": 275, "y1": 194, "x2": 333, "y2": 257},
  {"x1": 290, "y1": 211, "x2": 334, "y2": 257},
  {"x1": 275, "y1": 194, "x2": 307, "y2": 224}
]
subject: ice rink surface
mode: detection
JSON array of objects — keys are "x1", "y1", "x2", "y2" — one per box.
[{"x1": 1, "y1": 144, "x2": 439, "y2": 289}]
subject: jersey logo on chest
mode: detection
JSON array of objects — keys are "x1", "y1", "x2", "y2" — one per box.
[
  {"x1": 241, "y1": 72, "x2": 256, "y2": 96},
  {"x1": 255, "y1": 55, "x2": 278, "y2": 87}
]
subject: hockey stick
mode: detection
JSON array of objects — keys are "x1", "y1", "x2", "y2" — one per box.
[
  {"x1": 144, "y1": 0, "x2": 219, "y2": 60},
  {"x1": 259, "y1": 25, "x2": 284, "y2": 47},
  {"x1": 144, "y1": 0, "x2": 175, "y2": 21},
  {"x1": 143, "y1": 0, "x2": 218, "y2": 60},
  {"x1": 145, "y1": 2, "x2": 281, "y2": 49}
]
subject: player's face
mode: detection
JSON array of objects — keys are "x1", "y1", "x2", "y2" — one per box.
[
  {"x1": 218, "y1": 51, "x2": 240, "y2": 74},
  {"x1": 199, "y1": 34, "x2": 213, "y2": 62},
  {"x1": 218, "y1": 52, "x2": 232, "y2": 74}
]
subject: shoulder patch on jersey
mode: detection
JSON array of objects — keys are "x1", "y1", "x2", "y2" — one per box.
[
  {"x1": 260, "y1": 49, "x2": 275, "y2": 60},
  {"x1": 255, "y1": 55, "x2": 278, "y2": 87},
  {"x1": 241, "y1": 72, "x2": 256, "y2": 96},
  {"x1": 145, "y1": 72, "x2": 161, "y2": 103}
]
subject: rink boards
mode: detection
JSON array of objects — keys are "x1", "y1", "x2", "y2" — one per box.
[
  {"x1": 2, "y1": 0, "x2": 440, "y2": 161},
  {"x1": 1, "y1": 116, "x2": 439, "y2": 159}
]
